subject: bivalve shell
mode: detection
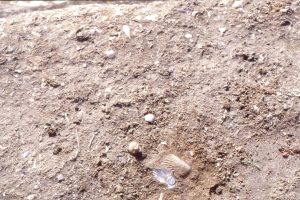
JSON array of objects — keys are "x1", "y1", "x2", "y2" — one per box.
[{"x1": 160, "y1": 154, "x2": 191, "y2": 177}]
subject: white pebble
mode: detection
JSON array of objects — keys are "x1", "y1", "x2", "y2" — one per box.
[
  {"x1": 57, "y1": 174, "x2": 65, "y2": 182},
  {"x1": 232, "y1": 0, "x2": 243, "y2": 8},
  {"x1": 21, "y1": 151, "x2": 31, "y2": 158},
  {"x1": 26, "y1": 194, "x2": 36, "y2": 200},
  {"x1": 128, "y1": 141, "x2": 140, "y2": 155},
  {"x1": 104, "y1": 50, "x2": 116, "y2": 59},
  {"x1": 184, "y1": 33, "x2": 192, "y2": 39},
  {"x1": 144, "y1": 113, "x2": 155, "y2": 123},
  {"x1": 219, "y1": 0, "x2": 232, "y2": 6},
  {"x1": 218, "y1": 27, "x2": 227, "y2": 34}
]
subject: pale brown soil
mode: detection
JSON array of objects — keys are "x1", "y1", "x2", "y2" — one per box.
[{"x1": 0, "y1": 0, "x2": 299, "y2": 200}]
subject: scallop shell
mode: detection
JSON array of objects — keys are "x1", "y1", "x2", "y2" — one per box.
[{"x1": 160, "y1": 154, "x2": 191, "y2": 177}]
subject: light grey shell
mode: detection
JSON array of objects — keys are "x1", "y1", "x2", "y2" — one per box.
[
  {"x1": 153, "y1": 168, "x2": 176, "y2": 189},
  {"x1": 160, "y1": 154, "x2": 191, "y2": 177}
]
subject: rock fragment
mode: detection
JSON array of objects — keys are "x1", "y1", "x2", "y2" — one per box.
[
  {"x1": 122, "y1": 25, "x2": 130, "y2": 38},
  {"x1": 218, "y1": 27, "x2": 227, "y2": 34}
]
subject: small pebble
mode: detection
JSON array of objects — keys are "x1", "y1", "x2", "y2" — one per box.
[
  {"x1": 232, "y1": 0, "x2": 243, "y2": 8},
  {"x1": 128, "y1": 141, "x2": 140, "y2": 155},
  {"x1": 218, "y1": 27, "x2": 227, "y2": 34},
  {"x1": 184, "y1": 33, "x2": 192, "y2": 39},
  {"x1": 21, "y1": 151, "x2": 31, "y2": 158},
  {"x1": 219, "y1": 0, "x2": 232, "y2": 6},
  {"x1": 53, "y1": 146, "x2": 62, "y2": 155},
  {"x1": 144, "y1": 113, "x2": 155, "y2": 123},
  {"x1": 282, "y1": 152, "x2": 289, "y2": 158},
  {"x1": 280, "y1": 8, "x2": 290, "y2": 13},
  {"x1": 115, "y1": 185, "x2": 124, "y2": 193},
  {"x1": 26, "y1": 194, "x2": 36, "y2": 200},
  {"x1": 57, "y1": 174, "x2": 65, "y2": 182},
  {"x1": 191, "y1": 11, "x2": 201, "y2": 17},
  {"x1": 104, "y1": 50, "x2": 116, "y2": 59}
]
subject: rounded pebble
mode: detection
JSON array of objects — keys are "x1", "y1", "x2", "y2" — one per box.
[
  {"x1": 57, "y1": 174, "x2": 65, "y2": 182},
  {"x1": 144, "y1": 113, "x2": 155, "y2": 123},
  {"x1": 184, "y1": 33, "x2": 192, "y2": 39},
  {"x1": 128, "y1": 141, "x2": 140, "y2": 155},
  {"x1": 105, "y1": 49, "x2": 116, "y2": 59},
  {"x1": 26, "y1": 194, "x2": 36, "y2": 200}
]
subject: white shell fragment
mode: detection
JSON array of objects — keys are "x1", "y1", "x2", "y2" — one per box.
[
  {"x1": 144, "y1": 113, "x2": 155, "y2": 123},
  {"x1": 160, "y1": 154, "x2": 191, "y2": 177},
  {"x1": 122, "y1": 25, "x2": 131, "y2": 38},
  {"x1": 153, "y1": 168, "x2": 176, "y2": 189},
  {"x1": 128, "y1": 141, "x2": 140, "y2": 155}
]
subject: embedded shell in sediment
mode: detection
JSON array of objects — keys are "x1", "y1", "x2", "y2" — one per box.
[
  {"x1": 153, "y1": 168, "x2": 176, "y2": 189},
  {"x1": 160, "y1": 154, "x2": 192, "y2": 177},
  {"x1": 147, "y1": 153, "x2": 192, "y2": 177}
]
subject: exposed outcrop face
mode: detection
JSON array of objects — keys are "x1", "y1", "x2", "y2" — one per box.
[{"x1": 0, "y1": 1, "x2": 299, "y2": 200}]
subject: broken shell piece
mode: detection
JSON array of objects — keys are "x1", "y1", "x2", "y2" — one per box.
[
  {"x1": 153, "y1": 168, "x2": 176, "y2": 189},
  {"x1": 128, "y1": 141, "x2": 141, "y2": 155},
  {"x1": 160, "y1": 154, "x2": 191, "y2": 177},
  {"x1": 122, "y1": 25, "x2": 130, "y2": 38}
]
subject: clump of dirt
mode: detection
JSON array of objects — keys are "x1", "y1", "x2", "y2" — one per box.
[{"x1": 0, "y1": 0, "x2": 300, "y2": 200}]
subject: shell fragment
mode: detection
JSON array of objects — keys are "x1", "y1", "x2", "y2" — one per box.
[{"x1": 153, "y1": 168, "x2": 176, "y2": 189}]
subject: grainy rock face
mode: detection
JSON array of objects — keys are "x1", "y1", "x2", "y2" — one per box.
[{"x1": 0, "y1": 0, "x2": 300, "y2": 199}]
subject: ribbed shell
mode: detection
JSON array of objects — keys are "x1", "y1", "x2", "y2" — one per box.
[{"x1": 160, "y1": 154, "x2": 191, "y2": 177}]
